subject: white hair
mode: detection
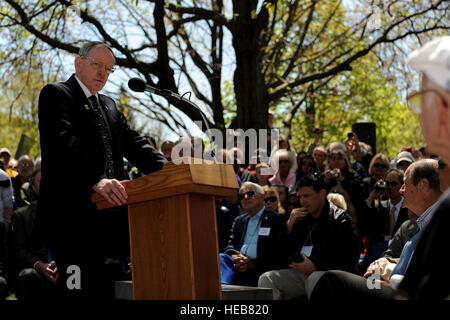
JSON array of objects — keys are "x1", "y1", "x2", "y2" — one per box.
[{"x1": 240, "y1": 181, "x2": 264, "y2": 195}]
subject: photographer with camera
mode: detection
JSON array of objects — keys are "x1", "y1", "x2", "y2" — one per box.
[
  {"x1": 357, "y1": 168, "x2": 409, "y2": 274},
  {"x1": 323, "y1": 148, "x2": 365, "y2": 225}
]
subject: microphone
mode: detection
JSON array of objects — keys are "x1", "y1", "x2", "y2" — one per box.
[
  {"x1": 128, "y1": 77, "x2": 182, "y2": 100},
  {"x1": 127, "y1": 77, "x2": 217, "y2": 161},
  {"x1": 128, "y1": 77, "x2": 161, "y2": 95}
]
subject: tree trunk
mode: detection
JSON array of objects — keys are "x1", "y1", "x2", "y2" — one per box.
[{"x1": 231, "y1": 1, "x2": 269, "y2": 131}]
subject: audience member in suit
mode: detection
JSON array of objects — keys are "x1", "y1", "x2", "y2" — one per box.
[
  {"x1": 357, "y1": 168, "x2": 409, "y2": 274},
  {"x1": 258, "y1": 175, "x2": 360, "y2": 300},
  {"x1": 220, "y1": 182, "x2": 288, "y2": 286},
  {"x1": 36, "y1": 41, "x2": 167, "y2": 299},
  {"x1": 8, "y1": 166, "x2": 58, "y2": 300},
  {"x1": 397, "y1": 37, "x2": 450, "y2": 300},
  {"x1": 310, "y1": 159, "x2": 442, "y2": 300}
]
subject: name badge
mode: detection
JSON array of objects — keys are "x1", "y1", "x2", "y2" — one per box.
[
  {"x1": 300, "y1": 245, "x2": 313, "y2": 257},
  {"x1": 259, "y1": 227, "x2": 271, "y2": 236}
]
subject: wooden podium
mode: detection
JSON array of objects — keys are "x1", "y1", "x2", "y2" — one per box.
[{"x1": 92, "y1": 159, "x2": 239, "y2": 300}]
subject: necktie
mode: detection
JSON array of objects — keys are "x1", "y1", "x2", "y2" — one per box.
[
  {"x1": 88, "y1": 95, "x2": 114, "y2": 178},
  {"x1": 388, "y1": 206, "x2": 396, "y2": 236}
]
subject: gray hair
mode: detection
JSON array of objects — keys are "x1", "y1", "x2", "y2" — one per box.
[
  {"x1": 327, "y1": 142, "x2": 347, "y2": 154},
  {"x1": 78, "y1": 41, "x2": 116, "y2": 63},
  {"x1": 240, "y1": 182, "x2": 264, "y2": 195}
]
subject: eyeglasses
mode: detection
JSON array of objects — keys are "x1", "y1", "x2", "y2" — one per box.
[
  {"x1": 302, "y1": 162, "x2": 314, "y2": 167},
  {"x1": 373, "y1": 163, "x2": 388, "y2": 169},
  {"x1": 406, "y1": 89, "x2": 448, "y2": 115},
  {"x1": 264, "y1": 196, "x2": 277, "y2": 203},
  {"x1": 81, "y1": 56, "x2": 116, "y2": 74},
  {"x1": 238, "y1": 190, "x2": 256, "y2": 201}
]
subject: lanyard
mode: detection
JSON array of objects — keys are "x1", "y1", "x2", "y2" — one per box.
[{"x1": 302, "y1": 221, "x2": 318, "y2": 248}]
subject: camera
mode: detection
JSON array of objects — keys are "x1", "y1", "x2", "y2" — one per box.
[
  {"x1": 330, "y1": 170, "x2": 339, "y2": 178},
  {"x1": 375, "y1": 180, "x2": 388, "y2": 191},
  {"x1": 314, "y1": 128, "x2": 325, "y2": 134}
]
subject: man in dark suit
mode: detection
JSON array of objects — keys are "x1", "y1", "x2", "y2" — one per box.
[
  {"x1": 357, "y1": 168, "x2": 409, "y2": 273},
  {"x1": 36, "y1": 41, "x2": 167, "y2": 299},
  {"x1": 220, "y1": 182, "x2": 287, "y2": 286},
  {"x1": 8, "y1": 166, "x2": 58, "y2": 300}
]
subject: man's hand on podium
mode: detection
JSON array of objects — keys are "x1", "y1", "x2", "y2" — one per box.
[{"x1": 93, "y1": 178, "x2": 128, "y2": 206}]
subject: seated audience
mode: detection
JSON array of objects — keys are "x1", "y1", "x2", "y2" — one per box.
[
  {"x1": 273, "y1": 184, "x2": 287, "y2": 209},
  {"x1": 292, "y1": 155, "x2": 316, "y2": 192},
  {"x1": 254, "y1": 163, "x2": 271, "y2": 186},
  {"x1": 258, "y1": 175, "x2": 359, "y2": 300},
  {"x1": 12, "y1": 155, "x2": 34, "y2": 208},
  {"x1": 312, "y1": 146, "x2": 327, "y2": 173},
  {"x1": 278, "y1": 135, "x2": 292, "y2": 151},
  {"x1": 262, "y1": 185, "x2": 285, "y2": 214},
  {"x1": 269, "y1": 149, "x2": 297, "y2": 190},
  {"x1": 357, "y1": 168, "x2": 409, "y2": 273},
  {"x1": 8, "y1": 166, "x2": 58, "y2": 300},
  {"x1": 362, "y1": 153, "x2": 390, "y2": 199},
  {"x1": 309, "y1": 159, "x2": 442, "y2": 300},
  {"x1": 0, "y1": 148, "x2": 18, "y2": 178},
  {"x1": 220, "y1": 182, "x2": 287, "y2": 286},
  {"x1": 0, "y1": 167, "x2": 13, "y2": 227},
  {"x1": 324, "y1": 149, "x2": 365, "y2": 225},
  {"x1": 396, "y1": 151, "x2": 415, "y2": 172},
  {"x1": 284, "y1": 192, "x2": 300, "y2": 217}
]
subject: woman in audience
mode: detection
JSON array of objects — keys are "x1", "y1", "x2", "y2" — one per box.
[
  {"x1": 254, "y1": 163, "x2": 271, "y2": 186},
  {"x1": 262, "y1": 185, "x2": 285, "y2": 214},
  {"x1": 292, "y1": 154, "x2": 317, "y2": 192},
  {"x1": 324, "y1": 149, "x2": 364, "y2": 224},
  {"x1": 283, "y1": 192, "x2": 300, "y2": 217},
  {"x1": 363, "y1": 153, "x2": 390, "y2": 199},
  {"x1": 269, "y1": 149, "x2": 297, "y2": 190}
]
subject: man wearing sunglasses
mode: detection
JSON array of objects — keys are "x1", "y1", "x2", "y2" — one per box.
[
  {"x1": 37, "y1": 41, "x2": 167, "y2": 298},
  {"x1": 397, "y1": 36, "x2": 450, "y2": 300},
  {"x1": 220, "y1": 182, "x2": 288, "y2": 287}
]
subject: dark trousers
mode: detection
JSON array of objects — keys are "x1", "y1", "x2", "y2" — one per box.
[
  {"x1": 15, "y1": 268, "x2": 58, "y2": 300},
  {"x1": 310, "y1": 270, "x2": 395, "y2": 301},
  {"x1": 50, "y1": 208, "x2": 130, "y2": 300}
]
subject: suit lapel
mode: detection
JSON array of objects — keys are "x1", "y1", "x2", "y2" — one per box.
[{"x1": 66, "y1": 74, "x2": 91, "y2": 111}]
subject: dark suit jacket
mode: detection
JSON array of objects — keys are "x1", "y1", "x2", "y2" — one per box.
[
  {"x1": 363, "y1": 199, "x2": 409, "y2": 245},
  {"x1": 36, "y1": 74, "x2": 167, "y2": 257},
  {"x1": 8, "y1": 201, "x2": 47, "y2": 278},
  {"x1": 224, "y1": 208, "x2": 288, "y2": 277}
]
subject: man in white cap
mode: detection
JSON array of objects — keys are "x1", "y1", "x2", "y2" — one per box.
[
  {"x1": 396, "y1": 151, "x2": 415, "y2": 172},
  {"x1": 398, "y1": 36, "x2": 450, "y2": 300}
]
